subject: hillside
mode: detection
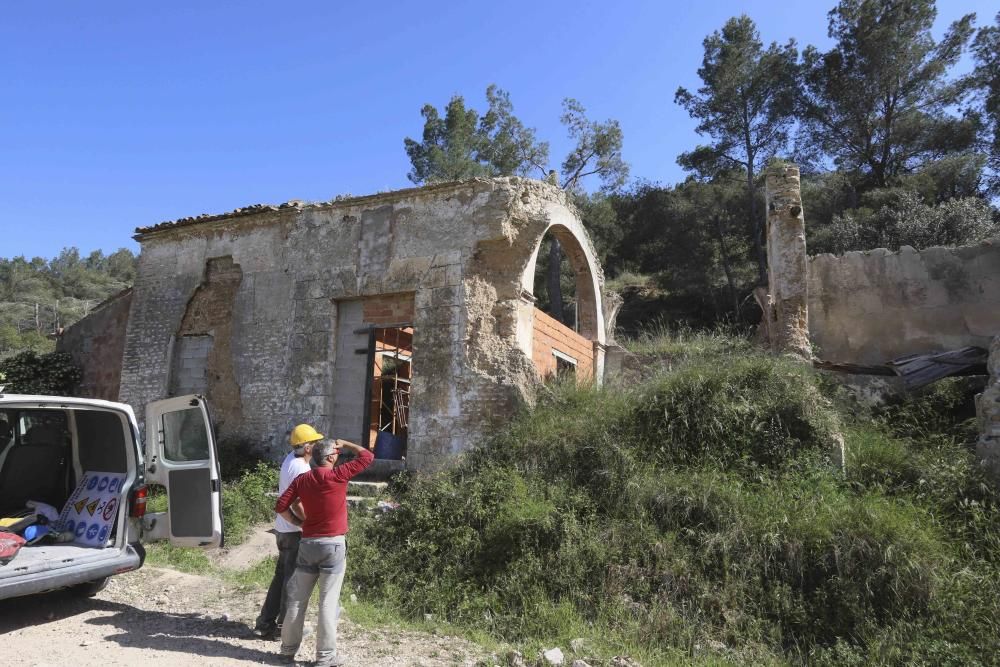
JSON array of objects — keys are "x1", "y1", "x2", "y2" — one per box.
[
  {"x1": 345, "y1": 331, "x2": 1000, "y2": 666},
  {"x1": 0, "y1": 248, "x2": 136, "y2": 356}
]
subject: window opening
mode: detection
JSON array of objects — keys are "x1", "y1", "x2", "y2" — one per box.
[{"x1": 553, "y1": 350, "x2": 578, "y2": 379}]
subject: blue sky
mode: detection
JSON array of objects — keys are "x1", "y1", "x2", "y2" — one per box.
[{"x1": 0, "y1": 1, "x2": 992, "y2": 259}]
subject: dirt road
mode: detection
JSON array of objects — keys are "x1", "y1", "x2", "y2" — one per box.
[{"x1": 0, "y1": 565, "x2": 486, "y2": 666}]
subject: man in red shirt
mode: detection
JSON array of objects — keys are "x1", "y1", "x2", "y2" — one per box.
[{"x1": 274, "y1": 437, "x2": 374, "y2": 666}]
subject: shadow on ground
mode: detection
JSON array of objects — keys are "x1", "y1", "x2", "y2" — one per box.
[{"x1": 0, "y1": 589, "x2": 282, "y2": 664}]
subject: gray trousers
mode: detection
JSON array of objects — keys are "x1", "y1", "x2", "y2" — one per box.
[{"x1": 280, "y1": 536, "x2": 347, "y2": 662}]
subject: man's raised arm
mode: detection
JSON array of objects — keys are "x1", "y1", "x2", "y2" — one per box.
[{"x1": 332, "y1": 439, "x2": 374, "y2": 481}]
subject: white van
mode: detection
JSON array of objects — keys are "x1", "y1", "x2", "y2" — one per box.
[{"x1": 0, "y1": 392, "x2": 223, "y2": 600}]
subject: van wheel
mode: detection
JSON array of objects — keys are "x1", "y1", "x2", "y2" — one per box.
[{"x1": 72, "y1": 576, "x2": 110, "y2": 597}]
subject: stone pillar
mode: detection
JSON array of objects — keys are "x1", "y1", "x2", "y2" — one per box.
[
  {"x1": 976, "y1": 335, "x2": 1000, "y2": 484},
  {"x1": 764, "y1": 163, "x2": 811, "y2": 360}
]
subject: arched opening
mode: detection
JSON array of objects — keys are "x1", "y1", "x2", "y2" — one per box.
[
  {"x1": 521, "y1": 223, "x2": 605, "y2": 382},
  {"x1": 533, "y1": 236, "x2": 579, "y2": 330}
]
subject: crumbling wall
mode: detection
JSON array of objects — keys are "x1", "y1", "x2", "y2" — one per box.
[
  {"x1": 173, "y1": 256, "x2": 244, "y2": 435},
  {"x1": 763, "y1": 164, "x2": 810, "y2": 360},
  {"x1": 977, "y1": 336, "x2": 1000, "y2": 483},
  {"x1": 808, "y1": 243, "x2": 1000, "y2": 364},
  {"x1": 118, "y1": 178, "x2": 603, "y2": 469},
  {"x1": 56, "y1": 288, "x2": 132, "y2": 401}
]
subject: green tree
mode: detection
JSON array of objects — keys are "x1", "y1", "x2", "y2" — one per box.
[
  {"x1": 815, "y1": 190, "x2": 999, "y2": 254},
  {"x1": 404, "y1": 86, "x2": 628, "y2": 324},
  {"x1": 675, "y1": 15, "x2": 798, "y2": 286},
  {"x1": 0, "y1": 247, "x2": 137, "y2": 356},
  {"x1": 477, "y1": 85, "x2": 550, "y2": 178},
  {"x1": 972, "y1": 12, "x2": 1000, "y2": 195},
  {"x1": 546, "y1": 98, "x2": 629, "y2": 322},
  {"x1": 558, "y1": 99, "x2": 628, "y2": 192},
  {"x1": 403, "y1": 85, "x2": 548, "y2": 185},
  {"x1": 404, "y1": 95, "x2": 487, "y2": 184},
  {"x1": 798, "y1": 0, "x2": 978, "y2": 192}
]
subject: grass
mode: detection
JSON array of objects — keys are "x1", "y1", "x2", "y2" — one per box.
[
  {"x1": 623, "y1": 322, "x2": 754, "y2": 361},
  {"x1": 145, "y1": 542, "x2": 214, "y2": 573}
]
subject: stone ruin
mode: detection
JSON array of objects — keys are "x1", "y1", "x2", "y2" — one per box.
[
  {"x1": 59, "y1": 178, "x2": 612, "y2": 472},
  {"x1": 758, "y1": 163, "x2": 1000, "y2": 482}
]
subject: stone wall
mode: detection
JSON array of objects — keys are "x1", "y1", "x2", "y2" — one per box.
[
  {"x1": 115, "y1": 177, "x2": 606, "y2": 469},
  {"x1": 57, "y1": 289, "x2": 132, "y2": 401},
  {"x1": 808, "y1": 243, "x2": 1000, "y2": 364}
]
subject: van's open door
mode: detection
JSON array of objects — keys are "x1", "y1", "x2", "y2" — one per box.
[{"x1": 144, "y1": 395, "x2": 224, "y2": 548}]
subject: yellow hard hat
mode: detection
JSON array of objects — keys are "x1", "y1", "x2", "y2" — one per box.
[{"x1": 289, "y1": 424, "x2": 324, "y2": 447}]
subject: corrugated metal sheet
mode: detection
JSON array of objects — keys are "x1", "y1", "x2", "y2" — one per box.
[
  {"x1": 815, "y1": 346, "x2": 987, "y2": 390},
  {"x1": 887, "y1": 346, "x2": 987, "y2": 390}
]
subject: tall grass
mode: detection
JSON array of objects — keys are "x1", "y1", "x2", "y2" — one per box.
[{"x1": 347, "y1": 332, "x2": 1000, "y2": 665}]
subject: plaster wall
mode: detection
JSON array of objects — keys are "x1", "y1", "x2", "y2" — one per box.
[{"x1": 808, "y1": 243, "x2": 1000, "y2": 365}]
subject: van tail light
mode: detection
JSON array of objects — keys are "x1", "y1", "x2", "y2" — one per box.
[{"x1": 130, "y1": 485, "x2": 148, "y2": 518}]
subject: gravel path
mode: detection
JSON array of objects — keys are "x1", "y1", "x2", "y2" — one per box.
[{"x1": 0, "y1": 564, "x2": 486, "y2": 666}]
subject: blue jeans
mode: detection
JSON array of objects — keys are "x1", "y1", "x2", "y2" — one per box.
[{"x1": 280, "y1": 536, "x2": 347, "y2": 663}]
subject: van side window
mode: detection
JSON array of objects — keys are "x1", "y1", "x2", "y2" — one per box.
[
  {"x1": 76, "y1": 410, "x2": 128, "y2": 473},
  {"x1": 161, "y1": 408, "x2": 210, "y2": 462},
  {"x1": 18, "y1": 411, "x2": 70, "y2": 448}
]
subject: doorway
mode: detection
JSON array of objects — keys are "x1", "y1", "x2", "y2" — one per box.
[{"x1": 365, "y1": 326, "x2": 413, "y2": 460}]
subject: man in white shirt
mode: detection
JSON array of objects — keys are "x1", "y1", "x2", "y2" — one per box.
[{"x1": 252, "y1": 423, "x2": 323, "y2": 639}]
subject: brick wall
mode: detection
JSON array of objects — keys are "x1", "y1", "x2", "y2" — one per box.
[
  {"x1": 363, "y1": 293, "x2": 416, "y2": 326},
  {"x1": 57, "y1": 289, "x2": 132, "y2": 401},
  {"x1": 531, "y1": 307, "x2": 594, "y2": 380}
]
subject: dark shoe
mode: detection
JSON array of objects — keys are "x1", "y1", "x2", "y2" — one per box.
[
  {"x1": 274, "y1": 652, "x2": 298, "y2": 665},
  {"x1": 313, "y1": 656, "x2": 345, "y2": 667},
  {"x1": 252, "y1": 625, "x2": 280, "y2": 640}
]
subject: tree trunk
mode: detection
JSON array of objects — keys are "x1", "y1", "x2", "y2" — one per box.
[
  {"x1": 746, "y1": 165, "x2": 766, "y2": 286},
  {"x1": 547, "y1": 239, "x2": 565, "y2": 324},
  {"x1": 714, "y1": 214, "x2": 741, "y2": 318}
]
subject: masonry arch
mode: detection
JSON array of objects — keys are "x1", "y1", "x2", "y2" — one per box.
[
  {"x1": 514, "y1": 217, "x2": 606, "y2": 383},
  {"x1": 522, "y1": 223, "x2": 605, "y2": 344}
]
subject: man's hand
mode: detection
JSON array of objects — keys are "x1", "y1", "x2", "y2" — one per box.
[{"x1": 334, "y1": 438, "x2": 365, "y2": 454}]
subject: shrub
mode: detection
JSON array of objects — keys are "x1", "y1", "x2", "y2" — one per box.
[
  {"x1": 348, "y1": 333, "x2": 1000, "y2": 664},
  {"x1": 221, "y1": 462, "x2": 278, "y2": 545},
  {"x1": 0, "y1": 350, "x2": 81, "y2": 395}
]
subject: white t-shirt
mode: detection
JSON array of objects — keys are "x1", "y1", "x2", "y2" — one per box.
[{"x1": 274, "y1": 451, "x2": 312, "y2": 533}]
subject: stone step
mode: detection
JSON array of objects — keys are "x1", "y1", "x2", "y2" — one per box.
[
  {"x1": 353, "y1": 458, "x2": 406, "y2": 482},
  {"x1": 347, "y1": 480, "x2": 388, "y2": 497}
]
